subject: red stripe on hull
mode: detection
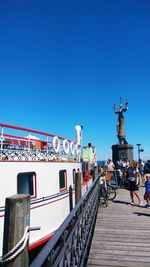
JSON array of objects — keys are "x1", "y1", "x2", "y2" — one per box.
[{"x1": 29, "y1": 231, "x2": 56, "y2": 250}]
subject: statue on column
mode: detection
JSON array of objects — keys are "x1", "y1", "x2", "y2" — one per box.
[{"x1": 113, "y1": 98, "x2": 128, "y2": 144}]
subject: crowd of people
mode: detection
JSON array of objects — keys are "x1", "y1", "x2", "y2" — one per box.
[{"x1": 100, "y1": 158, "x2": 150, "y2": 208}]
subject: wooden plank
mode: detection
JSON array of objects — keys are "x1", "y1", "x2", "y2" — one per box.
[
  {"x1": 88, "y1": 253, "x2": 150, "y2": 262},
  {"x1": 90, "y1": 244, "x2": 150, "y2": 252},
  {"x1": 87, "y1": 187, "x2": 150, "y2": 267},
  {"x1": 89, "y1": 249, "x2": 150, "y2": 257},
  {"x1": 88, "y1": 259, "x2": 150, "y2": 267}
]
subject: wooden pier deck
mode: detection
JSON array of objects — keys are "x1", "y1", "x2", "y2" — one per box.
[{"x1": 87, "y1": 186, "x2": 150, "y2": 267}]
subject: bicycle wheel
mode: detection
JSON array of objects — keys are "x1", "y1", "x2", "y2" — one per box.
[
  {"x1": 107, "y1": 185, "x2": 116, "y2": 200},
  {"x1": 105, "y1": 195, "x2": 108, "y2": 207},
  {"x1": 100, "y1": 187, "x2": 108, "y2": 207}
]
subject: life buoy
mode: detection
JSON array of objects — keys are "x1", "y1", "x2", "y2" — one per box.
[
  {"x1": 70, "y1": 141, "x2": 75, "y2": 156},
  {"x1": 63, "y1": 139, "x2": 69, "y2": 155},
  {"x1": 76, "y1": 143, "x2": 80, "y2": 155},
  {"x1": 53, "y1": 136, "x2": 60, "y2": 153}
]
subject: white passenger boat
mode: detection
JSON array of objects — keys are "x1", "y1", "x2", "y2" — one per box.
[{"x1": 0, "y1": 123, "x2": 96, "y2": 256}]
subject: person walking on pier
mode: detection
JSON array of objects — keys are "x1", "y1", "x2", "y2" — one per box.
[
  {"x1": 138, "y1": 158, "x2": 145, "y2": 184},
  {"x1": 106, "y1": 158, "x2": 115, "y2": 171},
  {"x1": 126, "y1": 160, "x2": 142, "y2": 206},
  {"x1": 144, "y1": 159, "x2": 150, "y2": 175},
  {"x1": 144, "y1": 174, "x2": 150, "y2": 208}
]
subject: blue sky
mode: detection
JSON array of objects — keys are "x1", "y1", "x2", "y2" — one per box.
[{"x1": 0, "y1": 0, "x2": 150, "y2": 161}]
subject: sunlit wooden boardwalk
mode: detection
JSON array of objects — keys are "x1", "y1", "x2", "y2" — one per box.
[{"x1": 87, "y1": 186, "x2": 150, "y2": 267}]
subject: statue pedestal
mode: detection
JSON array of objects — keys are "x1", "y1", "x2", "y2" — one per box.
[{"x1": 112, "y1": 144, "x2": 133, "y2": 165}]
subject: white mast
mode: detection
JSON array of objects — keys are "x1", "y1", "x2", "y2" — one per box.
[{"x1": 75, "y1": 125, "x2": 82, "y2": 162}]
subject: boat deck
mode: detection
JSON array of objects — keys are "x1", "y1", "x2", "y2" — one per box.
[{"x1": 87, "y1": 186, "x2": 150, "y2": 267}]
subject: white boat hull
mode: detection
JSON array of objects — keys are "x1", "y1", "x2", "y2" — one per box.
[{"x1": 0, "y1": 161, "x2": 93, "y2": 255}]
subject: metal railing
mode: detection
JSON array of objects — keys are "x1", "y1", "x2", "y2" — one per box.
[
  {"x1": 0, "y1": 123, "x2": 80, "y2": 162},
  {"x1": 30, "y1": 175, "x2": 100, "y2": 267}
]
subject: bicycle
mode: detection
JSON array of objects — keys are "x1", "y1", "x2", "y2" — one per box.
[
  {"x1": 106, "y1": 181, "x2": 117, "y2": 200},
  {"x1": 99, "y1": 177, "x2": 108, "y2": 207}
]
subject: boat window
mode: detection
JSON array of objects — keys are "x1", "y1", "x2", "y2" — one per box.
[
  {"x1": 59, "y1": 170, "x2": 67, "y2": 191},
  {"x1": 17, "y1": 172, "x2": 36, "y2": 198}
]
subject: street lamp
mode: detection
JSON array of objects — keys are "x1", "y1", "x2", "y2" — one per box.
[{"x1": 136, "y1": 144, "x2": 144, "y2": 162}]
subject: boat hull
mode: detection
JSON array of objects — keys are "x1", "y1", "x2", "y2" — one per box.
[{"x1": 0, "y1": 161, "x2": 93, "y2": 255}]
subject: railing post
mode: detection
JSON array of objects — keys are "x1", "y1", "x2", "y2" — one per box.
[
  {"x1": 3, "y1": 194, "x2": 30, "y2": 267},
  {"x1": 0, "y1": 127, "x2": 4, "y2": 158},
  {"x1": 92, "y1": 167, "x2": 98, "y2": 181},
  {"x1": 75, "y1": 172, "x2": 81, "y2": 205},
  {"x1": 27, "y1": 132, "x2": 30, "y2": 151},
  {"x1": 69, "y1": 185, "x2": 73, "y2": 212},
  {"x1": 46, "y1": 136, "x2": 49, "y2": 160}
]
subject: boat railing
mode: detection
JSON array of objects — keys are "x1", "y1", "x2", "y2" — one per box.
[
  {"x1": 29, "y1": 174, "x2": 100, "y2": 267},
  {"x1": 0, "y1": 123, "x2": 80, "y2": 162}
]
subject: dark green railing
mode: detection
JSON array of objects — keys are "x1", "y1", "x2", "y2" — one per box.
[{"x1": 30, "y1": 175, "x2": 100, "y2": 267}]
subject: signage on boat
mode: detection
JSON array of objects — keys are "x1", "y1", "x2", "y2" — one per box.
[{"x1": 82, "y1": 147, "x2": 92, "y2": 161}]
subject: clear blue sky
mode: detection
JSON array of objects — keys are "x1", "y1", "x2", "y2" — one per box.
[{"x1": 0, "y1": 0, "x2": 150, "y2": 161}]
